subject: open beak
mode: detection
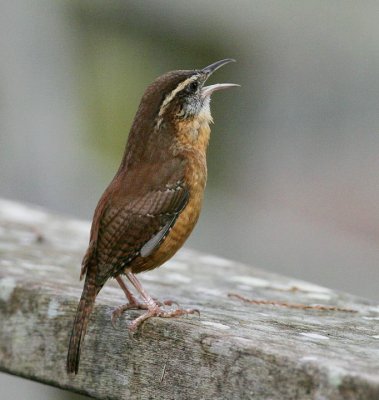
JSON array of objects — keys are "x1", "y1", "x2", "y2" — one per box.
[{"x1": 201, "y1": 59, "x2": 240, "y2": 97}]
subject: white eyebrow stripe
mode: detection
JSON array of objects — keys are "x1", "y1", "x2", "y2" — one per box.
[{"x1": 158, "y1": 75, "x2": 198, "y2": 120}]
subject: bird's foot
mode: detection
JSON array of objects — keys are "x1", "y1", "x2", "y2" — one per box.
[
  {"x1": 115, "y1": 272, "x2": 199, "y2": 333},
  {"x1": 128, "y1": 306, "x2": 200, "y2": 333},
  {"x1": 153, "y1": 298, "x2": 180, "y2": 308},
  {"x1": 111, "y1": 301, "x2": 148, "y2": 328},
  {"x1": 111, "y1": 299, "x2": 179, "y2": 328}
]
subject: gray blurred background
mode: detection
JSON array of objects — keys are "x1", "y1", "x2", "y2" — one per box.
[{"x1": 1, "y1": 1, "x2": 379, "y2": 398}]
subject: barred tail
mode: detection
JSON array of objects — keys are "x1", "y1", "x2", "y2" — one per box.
[{"x1": 66, "y1": 272, "x2": 97, "y2": 374}]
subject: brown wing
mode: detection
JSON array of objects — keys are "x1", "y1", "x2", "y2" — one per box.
[{"x1": 81, "y1": 158, "x2": 188, "y2": 285}]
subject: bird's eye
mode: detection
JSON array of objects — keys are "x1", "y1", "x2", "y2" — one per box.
[{"x1": 188, "y1": 81, "x2": 198, "y2": 93}]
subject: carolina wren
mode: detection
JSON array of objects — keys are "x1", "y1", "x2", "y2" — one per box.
[{"x1": 67, "y1": 59, "x2": 238, "y2": 374}]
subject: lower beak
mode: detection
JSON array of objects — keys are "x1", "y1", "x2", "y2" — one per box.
[
  {"x1": 202, "y1": 83, "x2": 240, "y2": 97},
  {"x1": 201, "y1": 59, "x2": 239, "y2": 97}
]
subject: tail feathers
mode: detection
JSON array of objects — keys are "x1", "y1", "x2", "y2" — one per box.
[{"x1": 67, "y1": 272, "x2": 97, "y2": 374}]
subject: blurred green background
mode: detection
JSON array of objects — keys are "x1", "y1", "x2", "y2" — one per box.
[{"x1": 1, "y1": 1, "x2": 379, "y2": 398}]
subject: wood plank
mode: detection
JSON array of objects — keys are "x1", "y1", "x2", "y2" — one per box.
[{"x1": 1, "y1": 199, "x2": 379, "y2": 399}]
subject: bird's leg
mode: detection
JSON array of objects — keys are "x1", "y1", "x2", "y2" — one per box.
[
  {"x1": 116, "y1": 275, "x2": 178, "y2": 307},
  {"x1": 126, "y1": 271, "x2": 199, "y2": 332},
  {"x1": 116, "y1": 275, "x2": 141, "y2": 306},
  {"x1": 112, "y1": 275, "x2": 178, "y2": 327},
  {"x1": 111, "y1": 276, "x2": 149, "y2": 327}
]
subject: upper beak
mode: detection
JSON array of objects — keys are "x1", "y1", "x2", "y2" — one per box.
[{"x1": 201, "y1": 58, "x2": 240, "y2": 97}]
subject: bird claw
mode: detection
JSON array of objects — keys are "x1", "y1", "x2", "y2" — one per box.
[
  {"x1": 128, "y1": 306, "x2": 200, "y2": 332},
  {"x1": 162, "y1": 307, "x2": 200, "y2": 320},
  {"x1": 111, "y1": 292, "x2": 198, "y2": 333},
  {"x1": 111, "y1": 298, "x2": 178, "y2": 328},
  {"x1": 191, "y1": 308, "x2": 201, "y2": 318},
  {"x1": 153, "y1": 298, "x2": 180, "y2": 308},
  {"x1": 111, "y1": 302, "x2": 148, "y2": 329}
]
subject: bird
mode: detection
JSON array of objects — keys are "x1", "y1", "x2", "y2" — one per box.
[{"x1": 66, "y1": 58, "x2": 238, "y2": 374}]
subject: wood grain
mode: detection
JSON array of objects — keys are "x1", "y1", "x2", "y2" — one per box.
[{"x1": 1, "y1": 199, "x2": 379, "y2": 399}]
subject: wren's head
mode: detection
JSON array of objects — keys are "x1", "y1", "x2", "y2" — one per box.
[
  {"x1": 155, "y1": 72, "x2": 211, "y2": 130},
  {"x1": 154, "y1": 59, "x2": 238, "y2": 129},
  {"x1": 125, "y1": 59, "x2": 238, "y2": 165}
]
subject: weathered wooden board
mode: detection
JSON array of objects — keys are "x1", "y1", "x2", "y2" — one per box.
[{"x1": 0, "y1": 198, "x2": 379, "y2": 399}]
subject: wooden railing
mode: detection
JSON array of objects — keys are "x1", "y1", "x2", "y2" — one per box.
[{"x1": 0, "y1": 199, "x2": 378, "y2": 399}]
